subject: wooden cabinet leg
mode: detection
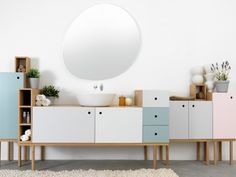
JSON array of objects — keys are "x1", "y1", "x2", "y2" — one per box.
[
  {"x1": 165, "y1": 145, "x2": 169, "y2": 166},
  {"x1": 218, "y1": 141, "x2": 222, "y2": 161},
  {"x1": 205, "y1": 141, "x2": 209, "y2": 165},
  {"x1": 31, "y1": 145, "x2": 35, "y2": 170},
  {"x1": 204, "y1": 142, "x2": 206, "y2": 161},
  {"x1": 41, "y1": 146, "x2": 45, "y2": 161},
  {"x1": 196, "y1": 142, "x2": 201, "y2": 160},
  {"x1": 24, "y1": 146, "x2": 28, "y2": 161},
  {"x1": 153, "y1": 145, "x2": 157, "y2": 169},
  {"x1": 18, "y1": 145, "x2": 22, "y2": 167},
  {"x1": 213, "y1": 141, "x2": 217, "y2": 165},
  {"x1": 159, "y1": 146, "x2": 163, "y2": 161},
  {"x1": 230, "y1": 141, "x2": 233, "y2": 165},
  {"x1": 8, "y1": 142, "x2": 13, "y2": 161}
]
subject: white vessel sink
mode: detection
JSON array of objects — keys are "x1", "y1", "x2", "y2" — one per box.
[{"x1": 78, "y1": 93, "x2": 115, "y2": 107}]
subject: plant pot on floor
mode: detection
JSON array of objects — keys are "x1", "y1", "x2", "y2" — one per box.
[
  {"x1": 215, "y1": 80, "x2": 230, "y2": 93},
  {"x1": 28, "y1": 78, "x2": 39, "y2": 89}
]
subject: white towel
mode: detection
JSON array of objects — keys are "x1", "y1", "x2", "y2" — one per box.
[
  {"x1": 20, "y1": 135, "x2": 29, "y2": 141},
  {"x1": 42, "y1": 99, "x2": 51, "y2": 106},
  {"x1": 36, "y1": 100, "x2": 42, "y2": 106},
  {"x1": 25, "y1": 129, "x2": 31, "y2": 137},
  {"x1": 36, "y1": 94, "x2": 46, "y2": 101}
]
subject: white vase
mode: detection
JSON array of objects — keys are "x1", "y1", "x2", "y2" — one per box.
[
  {"x1": 204, "y1": 64, "x2": 214, "y2": 74},
  {"x1": 192, "y1": 75, "x2": 204, "y2": 84},
  {"x1": 204, "y1": 73, "x2": 215, "y2": 92},
  {"x1": 28, "y1": 78, "x2": 39, "y2": 89}
]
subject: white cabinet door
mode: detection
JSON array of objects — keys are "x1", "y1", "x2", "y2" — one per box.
[
  {"x1": 95, "y1": 107, "x2": 142, "y2": 143},
  {"x1": 169, "y1": 101, "x2": 189, "y2": 139},
  {"x1": 32, "y1": 107, "x2": 95, "y2": 143},
  {"x1": 189, "y1": 101, "x2": 212, "y2": 139}
]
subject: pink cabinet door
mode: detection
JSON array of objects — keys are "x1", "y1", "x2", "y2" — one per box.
[{"x1": 213, "y1": 93, "x2": 236, "y2": 139}]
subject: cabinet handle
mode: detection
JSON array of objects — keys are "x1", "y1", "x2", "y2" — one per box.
[
  {"x1": 154, "y1": 97, "x2": 157, "y2": 101},
  {"x1": 154, "y1": 132, "x2": 158, "y2": 136},
  {"x1": 154, "y1": 115, "x2": 158, "y2": 118},
  {"x1": 182, "y1": 105, "x2": 185, "y2": 108},
  {"x1": 99, "y1": 112, "x2": 102, "y2": 115},
  {"x1": 192, "y1": 105, "x2": 195, "y2": 108},
  {"x1": 230, "y1": 96, "x2": 233, "y2": 99},
  {"x1": 17, "y1": 76, "x2": 20, "y2": 79},
  {"x1": 88, "y1": 111, "x2": 91, "y2": 114}
]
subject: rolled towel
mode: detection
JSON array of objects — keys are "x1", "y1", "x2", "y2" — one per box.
[
  {"x1": 42, "y1": 98, "x2": 51, "y2": 106},
  {"x1": 25, "y1": 129, "x2": 31, "y2": 137},
  {"x1": 36, "y1": 100, "x2": 42, "y2": 106},
  {"x1": 20, "y1": 135, "x2": 29, "y2": 141},
  {"x1": 36, "y1": 94, "x2": 46, "y2": 101}
]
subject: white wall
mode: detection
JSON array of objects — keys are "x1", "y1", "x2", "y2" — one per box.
[{"x1": 0, "y1": 0, "x2": 236, "y2": 160}]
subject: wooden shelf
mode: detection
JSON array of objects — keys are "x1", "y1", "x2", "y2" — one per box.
[
  {"x1": 20, "y1": 123, "x2": 31, "y2": 126},
  {"x1": 19, "y1": 141, "x2": 32, "y2": 144},
  {"x1": 19, "y1": 105, "x2": 31, "y2": 108},
  {"x1": 18, "y1": 88, "x2": 40, "y2": 145},
  {"x1": 15, "y1": 56, "x2": 31, "y2": 73}
]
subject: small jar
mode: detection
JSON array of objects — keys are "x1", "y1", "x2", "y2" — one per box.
[{"x1": 119, "y1": 96, "x2": 126, "y2": 106}]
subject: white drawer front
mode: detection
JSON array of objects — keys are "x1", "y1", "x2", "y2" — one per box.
[{"x1": 143, "y1": 90, "x2": 169, "y2": 107}]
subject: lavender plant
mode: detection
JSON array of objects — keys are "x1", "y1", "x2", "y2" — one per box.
[{"x1": 211, "y1": 61, "x2": 231, "y2": 81}]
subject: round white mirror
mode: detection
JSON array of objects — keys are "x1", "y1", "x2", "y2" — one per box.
[{"x1": 63, "y1": 4, "x2": 141, "y2": 80}]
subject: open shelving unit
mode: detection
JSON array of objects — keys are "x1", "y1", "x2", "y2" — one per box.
[
  {"x1": 18, "y1": 88, "x2": 40, "y2": 144},
  {"x1": 15, "y1": 56, "x2": 31, "y2": 73}
]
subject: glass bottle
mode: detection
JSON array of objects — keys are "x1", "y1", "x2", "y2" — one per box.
[{"x1": 26, "y1": 112, "x2": 30, "y2": 124}]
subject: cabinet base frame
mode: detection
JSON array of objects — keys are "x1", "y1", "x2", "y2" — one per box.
[
  {"x1": 0, "y1": 139, "x2": 17, "y2": 162},
  {"x1": 19, "y1": 143, "x2": 169, "y2": 170},
  {"x1": 170, "y1": 139, "x2": 235, "y2": 165}
]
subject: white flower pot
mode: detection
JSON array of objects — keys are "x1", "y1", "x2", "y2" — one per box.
[
  {"x1": 28, "y1": 78, "x2": 39, "y2": 89},
  {"x1": 47, "y1": 97, "x2": 56, "y2": 105}
]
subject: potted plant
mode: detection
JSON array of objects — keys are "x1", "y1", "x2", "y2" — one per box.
[
  {"x1": 211, "y1": 61, "x2": 231, "y2": 92},
  {"x1": 41, "y1": 85, "x2": 60, "y2": 105},
  {"x1": 27, "y1": 68, "x2": 40, "y2": 88}
]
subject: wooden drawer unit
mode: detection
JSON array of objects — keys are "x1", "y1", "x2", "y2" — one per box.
[
  {"x1": 143, "y1": 107, "x2": 169, "y2": 126},
  {"x1": 143, "y1": 126, "x2": 169, "y2": 143},
  {"x1": 135, "y1": 90, "x2": 169, "y2": 107}
]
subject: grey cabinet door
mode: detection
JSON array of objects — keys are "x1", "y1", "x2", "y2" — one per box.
[
  {"x1": 169, "y1": 101, "x2": 189, "y2": 139},
  {"x1": 32, "y1": 107, "x2": 95, "y2": 143},
  {"x1": 0, "y1": 73, "x2": 24, "y2": 139},
  {"x1": 189, "y1": 101, "x2": 212, "y2": 139}
]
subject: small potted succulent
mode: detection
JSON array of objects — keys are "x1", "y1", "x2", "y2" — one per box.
[
  {"x1": 27, "y1": 68, "x2": 40, "y2": 88},
  {"x1": 211, "y1": 61, "x2": 231, "y2": 92},
  {"x1": 41, "y1": 85, "x2": 60, "y2": 105}
]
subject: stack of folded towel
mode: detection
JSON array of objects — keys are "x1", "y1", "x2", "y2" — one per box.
[
  {"x1": 20, "y1": 129, "x2": 31, "y2": 142},
  {"x1": 36, "y1": 94, "x2": 51, "y2": 106}
]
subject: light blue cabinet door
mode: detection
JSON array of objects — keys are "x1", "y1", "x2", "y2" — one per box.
[{"x1": 0, "y1": 73, "x2": 24, "y2": 139}]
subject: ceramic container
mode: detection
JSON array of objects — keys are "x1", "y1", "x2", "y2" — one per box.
[{"x1": 192, "y1": 75, "x2": 204, "y2": 84}]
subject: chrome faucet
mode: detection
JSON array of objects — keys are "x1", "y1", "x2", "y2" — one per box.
[{"x1": 93, "y1": 83, "x2": 103, "y2": 91}]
